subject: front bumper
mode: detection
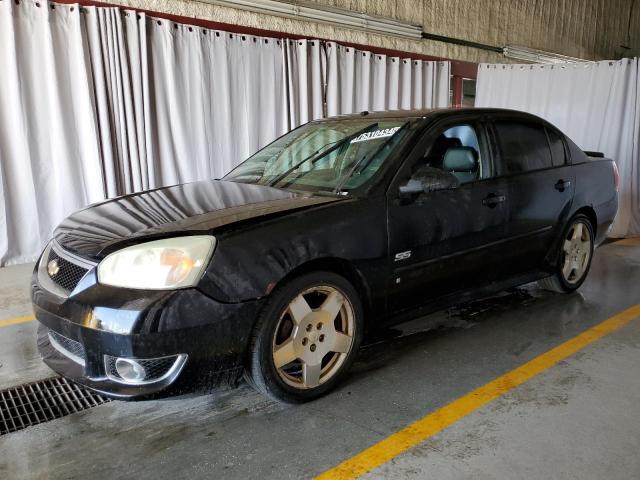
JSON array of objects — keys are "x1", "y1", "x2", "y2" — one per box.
[{"x1": 32, "y1": 261, "x2": 264, "y2": 399}]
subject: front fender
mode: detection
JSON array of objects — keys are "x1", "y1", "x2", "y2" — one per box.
[{"x1": 198, "y1": 198, "x2": 388, "y2": 303}]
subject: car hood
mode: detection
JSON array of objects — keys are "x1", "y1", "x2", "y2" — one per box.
[{"x1": 53, "y1": 180, "x2": 342, "y2": 259}]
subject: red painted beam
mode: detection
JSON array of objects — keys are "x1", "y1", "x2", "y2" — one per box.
[
  {"x1": 451, "y1": 60, "x2": 478, "y2": 79},
  {"x1": 452, "y1": 76, "x2": 464, "y2": 108}
]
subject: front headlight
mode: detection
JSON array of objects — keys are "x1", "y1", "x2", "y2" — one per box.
[{"x1": 97, "y1": 236, "x2": 216, "y2": 290}]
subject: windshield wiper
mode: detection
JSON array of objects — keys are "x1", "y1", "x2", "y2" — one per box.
[
  {"x1": 269, "y1": 123, "x2": 379, "y2": 188},
  {"x1": 334, "y1": 122, "x2": 409, "y2": 193}
]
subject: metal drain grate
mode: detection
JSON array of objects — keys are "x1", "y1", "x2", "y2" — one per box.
[{"x1": 0, "y1": 377, "x2": 110, "y2": 435}]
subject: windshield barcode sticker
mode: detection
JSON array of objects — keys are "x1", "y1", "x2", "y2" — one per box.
[{"x1": 350, "y1": 127, "x2": 401, "y2": 143}]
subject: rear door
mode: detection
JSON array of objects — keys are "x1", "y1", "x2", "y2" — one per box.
[
  {"x1": 386, "y1": 116, "x2": 510, "y2": 315},
  {"x1": 490, "y1": 118, "x2": 575, "y2": 275}
]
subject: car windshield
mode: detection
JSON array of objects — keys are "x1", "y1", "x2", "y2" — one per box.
[{"x1": 223, "y1": 119, "x2": 410, "y2": 194}]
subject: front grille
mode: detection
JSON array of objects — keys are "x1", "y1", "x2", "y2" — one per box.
[
  {"x1": 0, "y1": 377, "x2": 110, "y2": 436},
  {"x1": 49, "y1": 330, "x2": 86, "y2": 366},
  {"x1": 105, "y1": 355, "x2": 183, "y2": 384},
  {"x1": 47, "y1": 248, "x2": 88, "y2": 292}
]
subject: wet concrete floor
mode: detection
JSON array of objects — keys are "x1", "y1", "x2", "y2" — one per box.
[{"x1": 1, "y1": 240, "x2": 639, "y2": 479}]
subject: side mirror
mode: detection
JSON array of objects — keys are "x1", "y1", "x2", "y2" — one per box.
[{"x1": 399, "y1": 167, "x2": 459, "y2": 201}]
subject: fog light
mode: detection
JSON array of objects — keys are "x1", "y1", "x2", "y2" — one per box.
[
  {"x1": 105, "y1": 354, "x2": 187, "y2": 385},
  {"x1": 115, "y1": 358, "x2": 146, "y2": 382}
]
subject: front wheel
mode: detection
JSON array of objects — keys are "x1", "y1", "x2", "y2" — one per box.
[
  {"x1": 538, "y1": 214, "x2": 594, "y2": 293},
  {"x1": 245, "y1": 271, "x2": 363, "y2": 403}
]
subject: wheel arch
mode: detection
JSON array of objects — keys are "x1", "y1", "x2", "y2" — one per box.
[
  {"x1": 546, "y1": 205, "x2": 598, "y2": 269},
  {"x1": 271, "y1": 257, "x2": 374, "y2": 322},
  {"x1": 540, "y1": 206, "x2": 597, "y2": 292},
  {"x1": 574, "y1": 205, "x2": 598, "y2": 237}
]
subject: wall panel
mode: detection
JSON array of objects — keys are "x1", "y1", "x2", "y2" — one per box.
[{"x1": 103, "y1": 0, "x2": 640, "y2": 64}]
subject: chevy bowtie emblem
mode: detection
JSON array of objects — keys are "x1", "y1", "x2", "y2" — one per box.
[{"x1": 47, "y1": 259, "x2": 60, "y2": 277}]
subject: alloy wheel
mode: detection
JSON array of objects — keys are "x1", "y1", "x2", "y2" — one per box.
[
  {"x1": 272, "y1": 285, "x2": 355, "y2": 389},
  {"x1": 561, "y1": 221, "x2": 592, "y2": 285}
]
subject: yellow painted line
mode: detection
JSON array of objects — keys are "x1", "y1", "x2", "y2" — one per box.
[
  {"x1": 615, "y1": 237, "x2": 640, "y2": 246},
  {"x1": 0, "y1": 315, "x2": 35, "y2": 328},
  {"x1": 317, "y1": 304, "x2": 640, "y2": 480}
]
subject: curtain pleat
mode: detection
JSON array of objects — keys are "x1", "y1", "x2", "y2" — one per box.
[
  {"x1": 476, "y1": 60, "x2": 639, "y2": 238},
  {"x1": 0, "y1": 1, "x2": 105, "y2": 265},
  {"x1": 284, "y1": 39, "x2": 325, "y2": 129},
  {"x1": 0, "y1": 0, "x2": 452, "y2": 266},
  {"x1": 325, "y1": 42, "x2": 451, "y2": 116}
]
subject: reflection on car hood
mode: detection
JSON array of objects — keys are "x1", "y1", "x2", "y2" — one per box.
[{"x1": 53, "y1": 180, "x2": 342, "y2": 259}]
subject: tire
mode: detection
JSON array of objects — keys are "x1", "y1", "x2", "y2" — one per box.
[
  {"x1": 244, "y1": 271, "x2": 364, "y2": 403},
  {"x1": 538, "y1": 214, "x2": 594, "y2": 293}
]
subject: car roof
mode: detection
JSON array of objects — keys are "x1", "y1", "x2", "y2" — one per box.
[{"x1": 316, "y1": 107, "x2": 547, "y2": 124}]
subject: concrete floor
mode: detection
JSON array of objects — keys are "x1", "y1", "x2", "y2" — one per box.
[{"x1": 1, "y1": 240, "x2": 639, "y2": 479}]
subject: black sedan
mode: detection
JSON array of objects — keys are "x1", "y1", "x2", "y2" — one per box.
[{"x1": 32, "y1": 108, "x2": 618, "y2": 403}]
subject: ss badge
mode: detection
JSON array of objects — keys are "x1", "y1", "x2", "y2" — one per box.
[{"x1": 394, "y1": 251, "x2": 412, "y2": 261}]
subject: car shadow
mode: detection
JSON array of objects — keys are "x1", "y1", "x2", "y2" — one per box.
[{"x1": 351, "y1": 285, "x2": 583, "y2": 375}]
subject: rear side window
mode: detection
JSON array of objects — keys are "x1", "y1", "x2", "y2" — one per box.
[
  {"x1": 494, "y1": 121, "x2": 553, "y2": 174},
  {"x1": 546, "y1": 127, "x2": 566, "y2": 166}
]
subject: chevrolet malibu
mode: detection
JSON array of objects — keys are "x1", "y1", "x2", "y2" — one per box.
[{"x1": 32, "y1": 108, "x2": 618, "y2": 403}]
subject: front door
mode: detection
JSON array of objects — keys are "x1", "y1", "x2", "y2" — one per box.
[{"x1": 387, "y1": 119, "x2": 509, "y2": 315}]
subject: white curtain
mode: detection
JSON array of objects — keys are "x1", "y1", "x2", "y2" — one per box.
[
  {"x1": 144, "y1": 21, "x2": 288, "y2": 187},
  {"x1": 85, "y1": 8, "x2": 150, "y2": 196},
  {"x1": 284, "y1": 39, "x2": 325, "y2": 129},
  {"x1": 0, "y1": 0, "x2": 451, "y2": 266},
  {"x1": 326, "y1": 42, "x2": 450, "y2": 116},
  {"x1": 85, "y1": 8, "x2": 289, "y2": 194},
  {"x1": 0, "y1": 1, "x2": 289, "y2": 265},
  {"x1": 476, "y1": 60, "x2": 639, "y2": 237},
  {"x1": 0, "y1": 2, "x2": 106, "y2": 266}
]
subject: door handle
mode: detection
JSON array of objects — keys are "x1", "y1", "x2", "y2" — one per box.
[
  {"x1": 555, "y1": 179, "x2": 571, "y2": 192},
  {"x1": 482, "y1": 193, "x2": 506, "y2": 208}
]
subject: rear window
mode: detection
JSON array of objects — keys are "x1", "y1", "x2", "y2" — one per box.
[{"x1": 494, "y1": 121, "x2": 553, "y2": 174}]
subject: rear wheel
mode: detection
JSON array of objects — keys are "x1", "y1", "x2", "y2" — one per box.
[
  {"x1": 538, "y1": 214, "x2": 594, "y2": 293},
  {"x1": 245, "y1": 271, "x2": 363, "y2": 403}
]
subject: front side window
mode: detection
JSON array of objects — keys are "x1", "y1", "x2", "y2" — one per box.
[
  {"x1": 224, "y1": 119, "x2": 410, "y2": 194},
  {"x1": 414, "y1": 124, "x2": 487, "y2": 184},
  {"x1": 494, "y1": 121, "x2": 553, "y2": 174}
]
